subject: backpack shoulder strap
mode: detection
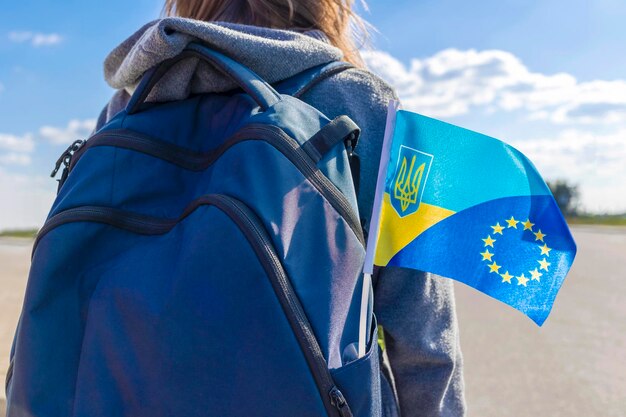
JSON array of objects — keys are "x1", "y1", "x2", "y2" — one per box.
[
  {"x1": 127, "y1": 42, "x2": 282, "y2": 114},
  {"x1": 275, "y1": 61, "x2": 362, "y2": 201},
  {"x1": 274, "y1": 61, "x2": 355, "y2": 98}
]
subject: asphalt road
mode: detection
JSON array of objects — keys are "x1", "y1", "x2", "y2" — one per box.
[
  {"x1": 1, "y1": 225, "x2": 625, "y2": 416},
  {"x1": 455, "y1": 225, "x2": 626, "y2": 416},
  {"x1": 0, "y1": 238, "x2": 31, "y2": 417}
]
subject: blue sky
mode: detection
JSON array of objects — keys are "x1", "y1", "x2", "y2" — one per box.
[
  {"x1": 368, "y1": 0, "x2": 626, "y2": 80},
  {"x1": 1, "y1": 0, "x2": 626, "y2": 229}
]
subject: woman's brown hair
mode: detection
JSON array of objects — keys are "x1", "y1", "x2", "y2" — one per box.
[{"x1": 163, "y1": 0, "x2": 370, "y2": 67}]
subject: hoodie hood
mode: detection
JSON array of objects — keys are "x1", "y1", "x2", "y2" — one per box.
[{"x1": 104, "y1": 17, "x2": 344, "y2": 103}]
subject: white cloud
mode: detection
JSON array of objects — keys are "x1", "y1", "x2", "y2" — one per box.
[
  {"x1": 0, "y1": 133, "x2": 35, "y2": 153},
  {"x1": 8, "y1": 31, "x2": 63, "y2": 47},
  {"x1": 0, "y1": 133, "x2": 35, "y2": 166},
  {"x1": 0, "y1": 169, "x2": 56, "y2": 231},
  {"x1": 7, "y1": 31, "x2": 32, "y2": 43},
  {"x1": 39, "y1": 119, "x2": 96, "y2": 145},
  {"x1": 0, "y1": 153, "x2": 31, "y2": 166},
  {"x1": 31, "y1": 33, "x2": 63, "y2": 47},
  {"x1": 511, "y1": 130, "x2": 626, "y2": 176},
  {"x1": 0, "y1": 118, "x2": 95, "y2": 171},
  {"x1": 0, "y1": 117, "x2": 96, "y2": 231},
  {"x1": 362, "y1": 49, "x2": 626, "y2": 124},
  {"x1": 363, "y1": 48, "x2": 626, "y2": 213},
  {"x1": 510, "y1": 129, "x2": 626, "y2": 213}
]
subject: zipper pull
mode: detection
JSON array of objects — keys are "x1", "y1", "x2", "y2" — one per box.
[
  {"x1": 345, "y1": 132, "x2": 355, "y2": 159},
  {"x1": 329, "y1": 386, "x2": 354, "y2": 417},
  {"x1": 51, "y1": 139, "x2": 85, "y2": 178}
]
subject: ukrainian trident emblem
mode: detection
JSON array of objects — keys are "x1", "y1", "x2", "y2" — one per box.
[{"x1": 391, "y1": 146, "x2": 433, "y2": 217}]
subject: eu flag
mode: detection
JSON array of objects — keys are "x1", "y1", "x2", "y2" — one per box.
[{"x1": 369, "y1": 104, "x2": 577, "y2": 326}]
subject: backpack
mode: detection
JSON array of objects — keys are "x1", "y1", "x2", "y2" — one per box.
[{"x1": 5, "y1": 42, "x2": 381, "y2": 417}]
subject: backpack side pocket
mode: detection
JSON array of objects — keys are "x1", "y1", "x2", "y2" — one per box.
[{"x1": 330, "y1": 315, "x2": 382, "y2": 417}]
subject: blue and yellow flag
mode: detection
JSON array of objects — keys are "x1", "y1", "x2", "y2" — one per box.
[{"x1": 370, "y1": 105, "x2": 577, "y2": 326}]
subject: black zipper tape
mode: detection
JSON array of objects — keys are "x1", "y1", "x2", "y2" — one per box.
[{"x1": 63, "y1": 125, "x2": 364, "y2": 246}]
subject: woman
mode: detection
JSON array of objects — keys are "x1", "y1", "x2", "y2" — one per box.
[{"x1": 102, "y1": 1, "x2": 466, "y2": 416}]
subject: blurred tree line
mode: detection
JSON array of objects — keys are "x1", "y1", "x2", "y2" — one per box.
[{"x1": 547, "y1": 180, "x2": 579, "y2": 216}]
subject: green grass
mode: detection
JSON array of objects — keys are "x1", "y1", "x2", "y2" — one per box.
[
  {"x1": 567, "y1": 216, "x2": 626, "y2": 226},
  {"x1": 0, "y1": 229, "x2": 39, "y2": 238},
  {"x1": 377, "y1": 324, "x2": 386, "y2": 351}
]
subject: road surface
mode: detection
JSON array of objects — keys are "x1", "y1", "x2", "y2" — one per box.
[
  {"x1": 455, "y1": 225, "x2": 626, "y2": 416},
  {"x1": 1, "y1": 226, "x2": 625, "y2": 415}
]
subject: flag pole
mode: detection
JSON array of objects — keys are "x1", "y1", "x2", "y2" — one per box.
[{"x1": 358, "y1": 99, "x2": 400, "y2": 358}]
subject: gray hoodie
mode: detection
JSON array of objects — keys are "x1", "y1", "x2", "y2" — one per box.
[{"x1": 100, "y1": 17, "x2": 466, "y2": 417}]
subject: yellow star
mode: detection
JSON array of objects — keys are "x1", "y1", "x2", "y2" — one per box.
[
  {"x1": 539, "y1": 243, "x2": 552, "y2": 256},
  {"x1": 491, "y1": 223, "x2": 505, "y2": 235},
  {"x1": 482, "y1": 235, "x2": 496, "y2": 247},
  {"x1": 516, "y1": 273, "x2": 529, "y2": 286},
  {"x1": 538, "y1": 258, "x2": 551, "y2": 271},
  {"x1": 480, "y1": 249, "x2": 494, "y2": 261},
  {"x1": 500, "y1": 271, "x2": 513, "y2": 283},
  {"x1": 506, "y1": 216, "x2": 519, "y2": 228},
  {"x1": 533, "y1": 229, "x2": 546, "y2": 241},
  {"x1": 523, "y1": 219, "x2": 534, "y2": 231},
  {"x1": 488, "y1": 262, "x2": 501, "y2": 274},
  {"x1": 529, "y1": 268, "x2": 542, "y2": 281}
]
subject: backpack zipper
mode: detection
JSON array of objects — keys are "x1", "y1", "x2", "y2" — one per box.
[
  {"x1": 51, "y1": 139, "x2": 85, "y2": 178},
  {"x1": 212, "y1": 195, "x2": 353, "y2": 417},
  {"x1": 33, "y1": 194, "x2": 353, "y2": 417},
  {"x1": 329, "y1": 386, "x2": 354, "y2": 417},
  {"x1": 59, "y1": 124, "x2": 364, "y2": 246},
  {"x1": 50, "y1": 139, "x2": 85, "y2": 191}
]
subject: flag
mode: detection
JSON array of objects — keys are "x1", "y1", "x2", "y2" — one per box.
[{"x1": 367, "y1": 102, "x2": 577, "y2": 326}]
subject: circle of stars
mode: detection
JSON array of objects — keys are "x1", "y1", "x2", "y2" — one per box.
[{"x1": 480, "y1": 216, "x2": 551, "y2": 287}]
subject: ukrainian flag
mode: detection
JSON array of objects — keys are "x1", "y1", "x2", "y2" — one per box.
[{"x1": 370, "y1": 105, "x2": 577, "y2": 326}]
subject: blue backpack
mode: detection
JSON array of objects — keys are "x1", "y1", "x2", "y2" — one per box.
[{"x1": 6, "y1": 42, "x2": 381, "y2": 417}]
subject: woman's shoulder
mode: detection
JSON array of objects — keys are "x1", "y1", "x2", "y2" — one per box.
[
  {"x1": 298, "y1": 63, "x2": 398, "y2": 134},
  {"x1": 337, "y1": 65, "x2": 397, "y2": 94},
  {"x1": 315, "y1": 65, "x2": 398, "y2": 110}
]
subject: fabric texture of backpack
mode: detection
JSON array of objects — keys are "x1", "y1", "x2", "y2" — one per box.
[{"x1": 5, "y1": 42, "x2": 381, "y2": 417}]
